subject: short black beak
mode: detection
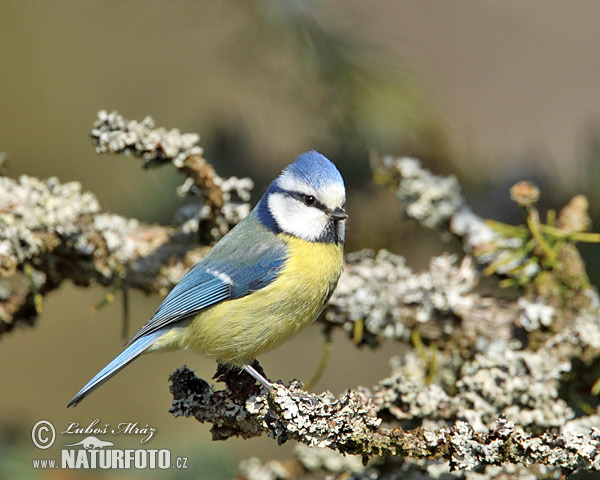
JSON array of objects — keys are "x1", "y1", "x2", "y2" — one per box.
[{"x1": 329, "y1": 207, "x2": 348, "y2": 221}]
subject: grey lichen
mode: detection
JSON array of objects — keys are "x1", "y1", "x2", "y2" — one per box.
[
  {"x1": 176, "y1": 175, "x2": 254, "y2": 238},
  {"x1": 238, "y1": 445, "x2": 365, "y2": 480},
  {"x1": 240, "y1": 452, "x2": 555, "y2": 479},
  {"x1": 324, "y1": 250, "x2": 479, "y2": 346},
  {"x1": 517, "y1": 297, "x2": 555, "y2": 331},
  {"x1": 293, "y1": 444, "x2": 365, "y2": 475},
  {"x1": 450, "y1": 206, "x2": 517, "y2": 259},
  {"x1": 365, "y1": 335, "x2": 575, "y2": 435},
  {"x1": 0, "y1": 152, "x2": 8, "y2": 170},
  {"x1": 0, "y1": 171, "x2": 197, "y2": 333},
  {"x1": 0, "y1": 175, "x2": 100, "y2": 274},
  {"x1": 359, "y1": 285, "x2": 600, "y2": 436},
  {"x1": 91, "y1": 110, "x2": 253, "y2": 239},
  {"x1": 374, "y1": 156, "x2": 465, "y2": 229},
  {"x1": 91, "y1": 110, "x2": 202, "y2": 168},
  {"x1": 456, "y1": 342, "x2": 574, "y2": 432},
  {"x1": 369, "y1": 351, "x2": 459, "y2": 423},
  {"x1": 373, "y1": 155, "x2": 514, "y2": 261},
  {"x1": 238, "y1": 457, "x2": 295, "y2": 480}
]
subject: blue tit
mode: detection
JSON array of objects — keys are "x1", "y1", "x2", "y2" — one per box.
[{"x1": 68, "y1": 151, "x2": 347, "y2": 407}]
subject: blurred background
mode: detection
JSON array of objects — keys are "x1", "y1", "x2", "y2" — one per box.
[{"x1": 2, "y1": 1, "x2": 600, "y2": 478}]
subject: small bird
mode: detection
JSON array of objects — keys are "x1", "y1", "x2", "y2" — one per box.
[{"x1": 68, "y1": 151, "x2": 347, "y2": 407}]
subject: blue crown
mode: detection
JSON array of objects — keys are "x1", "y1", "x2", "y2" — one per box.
[{"x1": 282, "y1": 151, "x2": 344, "y2": 189}]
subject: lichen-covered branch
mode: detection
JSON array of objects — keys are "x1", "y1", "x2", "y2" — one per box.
[
  {"x1": 0, "y1": 111, "x2": 252, "y2": 335},
  {"x1": 91, "y1": 110, "x2": 253, "y2": 240},
  {"x1": 323, "y1": 251, "x2": 486, "y2": 348},
  {"x1": 371, "y1": 155, "x2": 599, "y2": 307},
  {"x1": 322, "y1": 248, "x2": 599, "y2": 364},
  {"x1": 170, "y1": 366, "x2": 600, "y2": 474},
  {"x1": 0, "y1": 174, "x2": 183, "y2": 334}
]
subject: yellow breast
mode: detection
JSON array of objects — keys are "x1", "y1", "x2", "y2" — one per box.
[{"x1": 175, "y1": 235, "x2": 344, "y2": 365}]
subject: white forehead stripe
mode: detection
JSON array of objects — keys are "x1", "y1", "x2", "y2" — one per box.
[
  {"x1": 276, "y1": 173, "x2": 345, "y2": 209},
  {"x1": 276, "y1": 172, "x2": 317, "y2": 196}
]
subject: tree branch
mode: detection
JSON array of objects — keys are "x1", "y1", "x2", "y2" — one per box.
[
  {"x1": 0, "y1": 111, "x2": 252, "y2": 335},
  {"x1": 170, "y1": 366, "x2": 600, "y2": 473}
]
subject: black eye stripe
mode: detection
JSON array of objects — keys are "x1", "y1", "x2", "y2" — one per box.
[{"x1": 287, "y1": 191, "x2": 327, "y2": 212}]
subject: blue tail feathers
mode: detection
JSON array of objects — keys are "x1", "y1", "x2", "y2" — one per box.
[{"x1": 67, "y1": 330, "x2": 165, "y2": 407}]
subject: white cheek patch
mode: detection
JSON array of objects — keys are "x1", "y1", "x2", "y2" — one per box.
[{"x1": 268, "y1": 193, "x2": 328, "y2": 241}]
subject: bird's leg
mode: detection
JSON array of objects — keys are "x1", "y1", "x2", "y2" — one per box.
[{"x1": 243, "y1": 364, "x2": 273, "y2": 390}]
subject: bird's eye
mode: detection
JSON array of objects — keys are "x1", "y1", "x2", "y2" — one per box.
[{"x1": 303, "y1": 195, "x2": 316, "y2": 206}]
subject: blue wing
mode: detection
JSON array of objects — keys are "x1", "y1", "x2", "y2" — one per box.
[
  {"x1": 67, "y1": 211, "x2": 288, "y2": 407},
  {"x1": 124, "y1": 266, "x2": 232, "y2": 344},
  {"x1": 127, "y1": 212, "x2": 288, "y2": 344}
]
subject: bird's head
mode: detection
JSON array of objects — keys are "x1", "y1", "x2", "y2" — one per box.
[{"x1": 257, "y1": 151, "x2": 347, "y2": 244}]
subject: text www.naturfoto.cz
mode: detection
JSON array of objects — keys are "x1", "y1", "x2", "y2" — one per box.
[{"x1": 33, "y1": 449, "x2": 186, "y2": 469}]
